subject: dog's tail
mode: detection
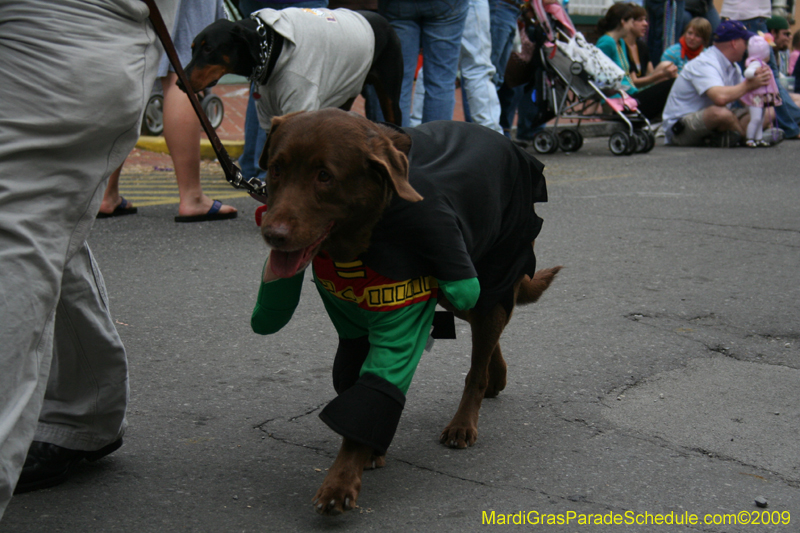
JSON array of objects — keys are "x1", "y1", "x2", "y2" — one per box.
[{"x1": 517, "y1": 266, "x2": 562, "y2": 305}]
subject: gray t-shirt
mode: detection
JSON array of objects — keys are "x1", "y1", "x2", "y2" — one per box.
[
  {"x1": 662, "y1": 46, "x2": 744, "y2": 143},
  {"x1": 253, "y1": 8, "x2": 374, "y2": 131}
]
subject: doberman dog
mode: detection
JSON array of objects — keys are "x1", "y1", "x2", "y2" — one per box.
[
  {"x1": 183, "y1": 8, "x2": 404, "y2": 125},
  {"x1": 252, "y1": 108, "x2": 562, "y2": 515}
]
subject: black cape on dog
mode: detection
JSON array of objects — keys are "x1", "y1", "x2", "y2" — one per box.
[{"x1": 361, "y1": 120, "x2": 548, "y2": 315}]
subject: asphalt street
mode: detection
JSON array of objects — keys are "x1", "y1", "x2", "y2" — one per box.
[{"x1": 3, "y1": 137, "x2": 799, "y2": 532}]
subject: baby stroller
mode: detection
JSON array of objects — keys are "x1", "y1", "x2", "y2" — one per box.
[
  {"x1": 141, "y1": 82, "x2": 224, "y2": 136},
  {"x1": 520, "y1": 0, "x2": 656, "y2": 155}
]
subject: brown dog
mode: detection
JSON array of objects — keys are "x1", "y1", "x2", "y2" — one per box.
[{"x1": 251, "y1": 109, "x2": 561, "y2": 515}]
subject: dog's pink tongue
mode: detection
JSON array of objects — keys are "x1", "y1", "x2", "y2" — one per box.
[{"x1": 270, "y1": 249, "x2": 306, "y2": 278}]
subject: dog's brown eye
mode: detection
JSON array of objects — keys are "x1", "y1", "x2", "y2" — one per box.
[{"x1": 318, "y1": 170, "x2": 331, "y2": 183}]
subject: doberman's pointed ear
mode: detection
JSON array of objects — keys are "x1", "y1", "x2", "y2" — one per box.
[
  {"x1": 367, "y1": 135, "x2": 422, "y2": 203},
  {"x1": 232, "y1": 22, "x2": 260, "y2": 64}
]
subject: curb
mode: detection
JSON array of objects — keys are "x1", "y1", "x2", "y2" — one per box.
[{"x1": 135, "y1": 136, "x2": 245, "y2": 160}]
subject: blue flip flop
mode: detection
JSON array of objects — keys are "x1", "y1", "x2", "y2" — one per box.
[
  {"x1": 97, "y1": 197, "x2": 138, "y2": 218},
  {"x1": 174, "y1": 200, "x2": 238, "y2": 223}
]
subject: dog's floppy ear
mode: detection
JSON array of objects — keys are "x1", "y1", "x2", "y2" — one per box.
[
  {"x1": 258, "y1": 112, "x2": 304, "y2": 170},
  {"x1": 367, "y1": 137, "x2": 422, "y2": 203}
]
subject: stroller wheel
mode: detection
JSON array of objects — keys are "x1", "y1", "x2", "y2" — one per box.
[
  {"x1": 632, "y1": 130, "x2": 649, "y2": 153},
  {"x1": 644, "y1": 130, "x2": 656, "y2": 153},
  {"x1": 141, "y1": 94, "x2": 164, "y2": 136},
  {"x1": 632, "y1": 130, "x2": 656, "y2": 153},
  {"x1": 532, "y1": 130, "x2": 559, "y2": 154},
  {"x1": 609, "y1": 131, "x2": 632, "y2": 156},
  {"x1": 557, "y1": 129, "x2": 584, "y2": 152},
  {"x1": 201, "y1": 92, "x2": 225, "y2": 130}
]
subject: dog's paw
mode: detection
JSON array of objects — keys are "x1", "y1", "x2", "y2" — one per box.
[
  {"x1": 439, "y1": 424, "x2": 478, "y2": 449},
  {"x1": 312, "y1": 473, "x2": 361, "y2": 516},
  {"x1": 363, "y1": 454, "x2": 386, "y2": 470}
]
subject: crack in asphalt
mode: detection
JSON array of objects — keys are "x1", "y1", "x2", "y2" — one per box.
[
  {"x1": 255, "y1": 405, "x2": 797, "y2": 530},
  {"x1": 623, "y1": 312, "x2": 798, "y2": 369},
  {"x1": 288, "y1": 402, "x2": 326, "y2": 422},
  {"x1": 253, "y1": 402, "x2": 326, "y2": 429},
  {"x1": 600, "y1": 425, "x2": 800, "y2": 488},
  {"x1": 600, "y1": 212, "x2": 800, "y2": 236}
]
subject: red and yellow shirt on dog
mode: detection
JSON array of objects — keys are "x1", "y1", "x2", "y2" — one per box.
[
  {"x1": 313, "y1": 253, "x2": 438, "y2": 312},
  {"x1": 251, "y1": 253, "x2": 478, "y2": 395}
]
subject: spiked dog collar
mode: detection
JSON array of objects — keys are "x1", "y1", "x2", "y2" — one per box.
[{"x1": 249, "y1": 15, "x2": 275, "y2": 84}]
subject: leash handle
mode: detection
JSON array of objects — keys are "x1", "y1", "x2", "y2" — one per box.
[{"x1": 141, "y1": 0, "x2": 265, "y2": 195}]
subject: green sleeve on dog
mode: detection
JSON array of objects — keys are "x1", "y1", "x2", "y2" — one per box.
[
  {"x1": 438, "y1": 277, "x2": 480, "y2": 310},
  {"x1": 251, "y1": 270, "x2": 305, "y2": 335}
]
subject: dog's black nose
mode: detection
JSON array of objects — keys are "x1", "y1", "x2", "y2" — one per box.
[{"x1": 262, "y1": 225, "x2": 290, "y2": 249}]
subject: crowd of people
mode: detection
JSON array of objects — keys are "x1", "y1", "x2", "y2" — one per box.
[{"x1": 592, "y1": 1, "x2": 800, "y2": 148}]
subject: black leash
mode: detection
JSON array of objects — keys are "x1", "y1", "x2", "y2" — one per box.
[{"x1": 142, "y1": 0, "x2": 266, "y2": 196}]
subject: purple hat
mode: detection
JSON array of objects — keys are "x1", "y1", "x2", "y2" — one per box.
[{"x1": 714, "y1": 20, "x2": 756, "y2": 42}]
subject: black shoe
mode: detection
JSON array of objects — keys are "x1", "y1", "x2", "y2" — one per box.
[
  {"x1": 704, "y1": 130, "x2": 742, "y2": 148},
  {"x1": 14, "y1": 438, "x2": 123, "y2": 494}
]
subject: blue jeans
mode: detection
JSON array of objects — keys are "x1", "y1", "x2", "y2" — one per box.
[
  {"x1": 459, "y1": 0, "x2": 501, "y2": 131},
  {"x1": 238, "y1": 0, "x2": 328, "y2": 181},
  {"x1": 645, "y1": 0, "x2": 685, "y2": 66},
  {"x1": 681, "y1": 4, "x2": 719, "y2": 33},
  {"x1": 379, "y1": 0, "x2": 468, "y2": 126},
  {"x1": 411, "y1": 0, "x2": 501, "y2": 132},
  {"x1": 498, "y1": 83, "x2": 543, "y2": 140},
  {"x1": 490, "y1": 0, "x2": 520, "y2": 137},
  {"x1": 489, "y1": 0, "x2": 518, "y2": 88}
]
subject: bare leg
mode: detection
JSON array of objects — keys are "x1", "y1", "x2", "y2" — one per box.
[
  {"x1": 746, "y1": 106, "x2": 764, "y2": 141},
  {"x1": 703, "y1": 105, "x2": 748, "y2": 137},
  {"x1": 161, "y1": 72, "x2": 236, "y2": 218},
  {"x1": 98, "y1": 165, "x2": 127, "y2": 215}
]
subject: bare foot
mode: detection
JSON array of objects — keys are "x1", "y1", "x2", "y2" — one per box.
[
  {"x1": 177, "y1": 195, "x2": 237, "y2": 218},
  {"x1": 98, "y1": 195, "x2": 130, "y2": 215}
]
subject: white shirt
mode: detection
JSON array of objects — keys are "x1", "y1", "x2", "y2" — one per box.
[
  {"x1": 662, "y1": 46, "x2": 744, "y2": 143},
  {"x1": 253, "y1": 8, "x2": 374, "y2": 132},
  {"x1": 720, "y1": 0, "x2": 771, "y2": 21}
]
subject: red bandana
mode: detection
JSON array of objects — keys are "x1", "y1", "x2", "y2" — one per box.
[{"x1": 680, "y1": 36, "x2": 703, "y2": 60}]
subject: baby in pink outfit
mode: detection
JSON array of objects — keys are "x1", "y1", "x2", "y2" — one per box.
[{"x1": 742, "y1": 35, "x2": 782, "y2": 147}]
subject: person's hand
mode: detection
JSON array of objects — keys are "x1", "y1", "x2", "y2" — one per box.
[
  {"x1": 663, "y1": 62, "x2": 678, "y2": 79},
  {"x1": 744, "y1": 66, "x2": 771, "y2": 91},
  {"x1": 751, "y1": 65, "x2": 772, "y2": 88},
  {"x1": 655, "y1": 61, "x2": 678, "y2": 81}
]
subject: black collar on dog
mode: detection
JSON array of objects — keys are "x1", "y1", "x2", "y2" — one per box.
[{"x1": 249, "y1": 15, "x2": 284, "y2": 85}]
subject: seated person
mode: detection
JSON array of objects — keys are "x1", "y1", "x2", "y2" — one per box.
[
  {"x1": 661, "y1": 20, "x2": 778, "y2": 147},
  {"x1": 765, "y1": 15, "x2": 800, "y2": 107},
  {"x1": 596, "y1": 2, "x2": 678, "y2": 120},
  {"x1": 789, "y1": 30, "x2": 800, "y2": 79},
  {"x1": 767, "y1": 15, "x2": 792, "y2": 77},
  {"x1": 661, "y1": 17, "x2": 712, "y2": 73}
]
